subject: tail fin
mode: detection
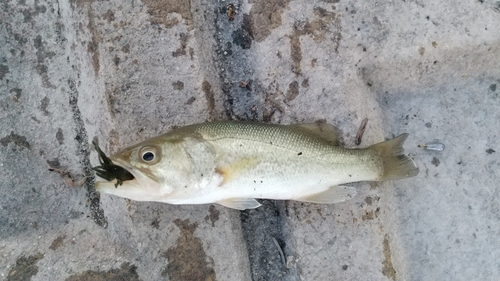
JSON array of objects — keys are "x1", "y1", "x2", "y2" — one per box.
[{"x1": 369, "y1": 133, "x2": 419, "y2": 180}]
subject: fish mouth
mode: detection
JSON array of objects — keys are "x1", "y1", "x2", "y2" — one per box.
[{"x1": 95, "y1": 158, "x2": 164, "y2": 201}]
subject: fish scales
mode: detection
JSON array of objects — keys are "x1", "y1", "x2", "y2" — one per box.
[{"x1": 194, "y1": 122, "x2": 381, "y2": 177}]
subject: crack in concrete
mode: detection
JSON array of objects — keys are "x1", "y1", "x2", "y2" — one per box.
[
  {"x1": 240, "y1": 200, "x2": 299, "y2": 281},
  {"x1": 67, "y1": 78, "x2": 107, "y2": 228}
]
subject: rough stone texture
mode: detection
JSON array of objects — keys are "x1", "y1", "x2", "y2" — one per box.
[{"x1": 1, "y1": 0, "x2": 499, "y2": 280}]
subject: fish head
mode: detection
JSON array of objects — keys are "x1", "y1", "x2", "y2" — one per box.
[{"x1": 95, "y1": 135, "x2": 194, "y2": 202}]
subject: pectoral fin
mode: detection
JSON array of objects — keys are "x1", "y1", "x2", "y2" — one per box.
[
  {"x1": 295, "y1": 186, "x2": 356, "y2": 204},
  {"x1": 216, "y1": 156, "x2": 260, "y2": 186},
  {"x1": 217, "y1": 198, "x2": 262, "y2": 210}
]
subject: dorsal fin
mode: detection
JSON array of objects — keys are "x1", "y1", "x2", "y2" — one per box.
[{"x1": 286, "y1": 123, "x2": 342, "y2": 145}]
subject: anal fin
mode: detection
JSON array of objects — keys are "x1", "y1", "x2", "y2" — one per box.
[
  {"x1": 217, "y1": 198, "x2": 262, "y2": 210},
  {"x1": 295, "y1": 186, "x2": 356, "y2": 204}
]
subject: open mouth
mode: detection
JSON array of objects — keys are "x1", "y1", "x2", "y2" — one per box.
[{"x1": 92, "y1": 141, "x2": 135, "y2": 188}]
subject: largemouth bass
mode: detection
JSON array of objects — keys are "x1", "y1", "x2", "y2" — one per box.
[{"x1": 95, "y1": 121, "x2": 418, "y2": 210}]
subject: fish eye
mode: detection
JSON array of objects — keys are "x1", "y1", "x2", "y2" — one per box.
[
  {"x1": 142, "y1": 151, "x2": 155, "y2": 162},
  {"x1": 139, "y1": 146, "x2": 161, "y2": 164}
]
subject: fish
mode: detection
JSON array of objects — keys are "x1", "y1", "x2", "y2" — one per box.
[{"x1": 95, "y1": 121, "x2": 419, "y2": 210}]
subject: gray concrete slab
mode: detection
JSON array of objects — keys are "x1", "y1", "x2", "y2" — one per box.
[{"x1": 1, "y1": 0, "x2": 500, "y2": 280}]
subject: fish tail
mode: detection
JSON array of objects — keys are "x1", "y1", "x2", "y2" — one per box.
[{"x1": 369, "y1": 133, "x2": 419, "y2": 180}]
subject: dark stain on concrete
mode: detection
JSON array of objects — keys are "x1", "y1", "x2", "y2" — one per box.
[
  {"x1": 49, "y1": 235, "x2": 66, "y2": 250},
  {"x1": 66, "y1": 262, "x2": 141, "y2": 281},
  {"x1": 56, "y1": 128, "x2": 64, "y2": 145},
  {"x1": 172, "y1": 33, "x2": 189, "y2": 57},
  {"x1": 490, "y1": 84, "x2": 497, "y2": 92},
  {"x1": 431, "y1": 157, "x2": 440, "y2": 167},
  {"x1": 113, "y1": 55, "x2": 120, "y2": 66},
  {"x1": 232, "y1": 14, "x2": 253, "y2": 49},
  {"x1": 263, "y1": 82, "x2": 285, "y2": 123},
  {"x1": 1, "y1": 132, "x2": 31, "y2": 150},
  {"x1": 39, "y1": 96, "x2": 50, "y2": 115},
  {"x1": 285, "y1": 80, "x2": 299, "y2": 102},
  {"x1": 172, "y1": 80, "x2": 184, "y2": 90},
  {"x1": 248, "y1": 0, "x2": 293, "y2": 42},
  {"x1": 361, "y1": 208, "x2": 380, "y2": 221},
  {"x1": 121, "y1": 44, "x2": 130, "y2": 53},
  {"x1": 162, "y1": 219, "x2": 216, "y2": 281},
  {"x1": 365, "y1": 196, "x2": 373, "y2": 206},
  {"x1": 33, "y1": 35, "x2": 56, "y2": 87},
  {"x1": 142, "y1": 0, "x2": 193, "y2": 29},
  {"x1": 290, "y1": 25, "x2": 302, "y2": 75},
  {"x1": 382, "y1": 235, "x2": 396, "y2": 281},
  {"x1": 202, "y1": 80, "x2": 215, "y2": 116},
  {"x1": 186, "y1": 96, "x2": 196, "y2": 105},
  {"x1": 10, "y1": 88, "x2": 22, "y2": 102},
  {"x1": 7, "y1": 253, "x2": 44, "y2": 281},
  {"x1": 290, "y1": 7, "x2": 341, "y2": 75},
  {"x1": 85, "y1": 7, "x2": 101, "y2": 76},
  {"x1": 204, "y1": 205, "x2": 220, "y2": 227},
  {"x1": 301, "y1": 78, "x2": 309, "y2": 87},
  {"x1": 103, "y1": 9, "x2": 115, "y2": 22},
  {"x1": 486, "y1": 148, "x2": 496, "y2": 154},
  {"x1": 0, "y1": 64, "x2": 9, "y2": 80},
  {"x1": 418, "y1": 47, "x2": 425, "y2": 56},
  {"x1": 104, "y1": 86, "x2": 121, "y2": 118},
  {"x1": 151, "y1": 217, "x2": 160, "y2": 229}
]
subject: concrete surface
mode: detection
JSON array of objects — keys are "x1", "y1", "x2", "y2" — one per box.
[{"x1": 1, "y1": 0, "x2": 499, "y2": 280}]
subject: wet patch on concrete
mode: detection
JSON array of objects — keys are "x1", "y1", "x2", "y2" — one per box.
[
  {"x1": 56, "y1": 128, "x2": 65, "y2": 145},
  {"x1": 142, "y1": 0, "x2": 193, "y2": 29},
  {"x1": 248, "y1": 0, "x2": 293, "y2": 42},
  {"x1": 10, "y1": 88, "x2": 22, "y2": 102},
  {"x1": 232, "y1": 14, "x2": 253, "y2": 50},
  {"x1": 301, "y1": 78, "x2": 309, "y2": 88},
  {"x1": 0, "y1": 132, "x2": 31, "y2": 150},
  {"x1": 172, "y1": 80, "x2": 184, "y2": 90},
  {"x1": 0, "y1": 64, "x2": 9, "y2": 80},
  {"x1": 39, "y1": 96, "x2": 51, "y2": 115},
  {"x1": 382, "y1": 235, "x2": 396, "y2": 281},
  {"x1": 66, "y1": 262, "x2": 141, "y2": 281},
  {"x1": 33, "y1": 35, "x2": 56, "y2": 88},
  {"x1": 73, "y1": 2, "x2": 101, "y2": 76},
  {"x1": 7, "y1": 253, "x2": 44, "y2": 281},
  {"x1": 151, "y1": 217, "x2": 160, "y2": 229},
  {"x1": 285, "y1": 81, "x2": 299, "y2": 103},
  {"x1": 490, "y1": 84, "x2": 497, "y2": 92},
  {"x1": 49, "y1": 235, "x2": 66, "y2": 250},
  {"x1": 161, "y1": 219, "x2": 216, "y2": 280},
  {"x1": 202, "y1": 80, "x2": 216, "y2": 117},
  {"x1": 431, "y1": 157, "x2": 440, "y2": 167},
  {"x1": 204, "y1": 205, "x2": 220, "y2": 227},
  {"x1": 104, "y1": 86, "x2": 121, "y2": 118},
  {"x1": 172, "y1": 33, "x2": 189, "y2": 57},
  {"x1": 290, "y1": 7, "x2": 341, "y2": 75},
  {"x1": 87, "y1": 11, "x2": 100, "y2": 76},
  {"x1": 262, "y1": 81, "x2": 287, "y2": 123},
  {"x1": 361, "y1": 208, "x2": 380, "y2": 221}
]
